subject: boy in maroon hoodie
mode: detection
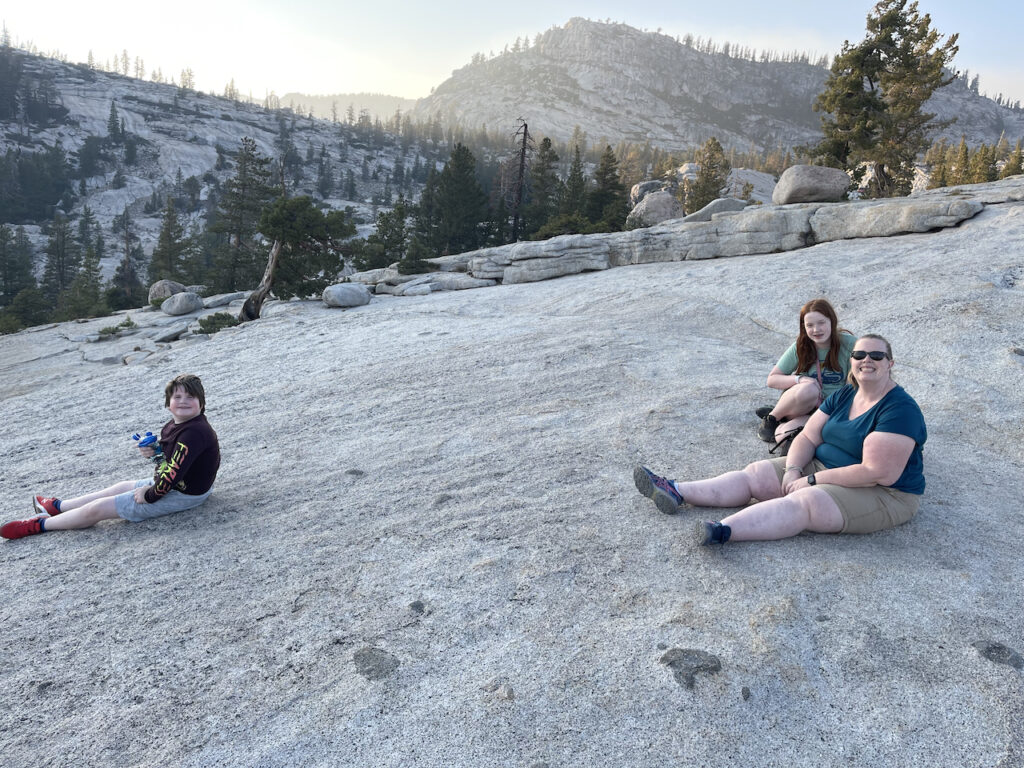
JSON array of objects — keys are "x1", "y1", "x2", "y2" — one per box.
[{"x1": 2, "y1": 374, "x2": 221, "y2": 540}]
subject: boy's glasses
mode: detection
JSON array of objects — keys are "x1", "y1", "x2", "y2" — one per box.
[{"x1": 851, "y1": 350, "x2": 889, "y2": 361}]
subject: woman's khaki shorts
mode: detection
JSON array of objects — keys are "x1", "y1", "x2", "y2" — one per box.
[{"x1": 769, "y1": 457, "x2": 920, "y2": 534}]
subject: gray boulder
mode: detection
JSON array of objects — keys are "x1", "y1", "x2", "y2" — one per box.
[
  {"x1": 387, "y1": 273, "x2": 498, "y2": 295},
  {"x1": 772, "y1": 165, "x2": 851, "y2": 205},
  {"x1": 402, "y1": 284, "x2": 432, "y2": 297},
  {"x1": 160, "y1": 292, "x2": 205, "y2": 316},
  {"x1": 681, "y1": 197, "x2": 749, "y2": 223},
  {"x1": 629, "y1": 180, "x2": 667, "y2": 207},
  {"x1": 203, "y1": 291, "x2": 247, "y2": 308},
  {"x1": 346, "y1": 268, "x2": 390, "y2": 285},
  {"x1": 323, "y1": 283, "x2": 372, "y2": 308},
  {"x1": 148, "y1": 279, "x2": 186, "y2": 304},
  {"x1": 149, "y1": 322, "x2": 191, "y2": 343},
  {"x1": 455, "y1": 177, "x2": 1023, "y2": 285},
  {"x1": 625, "y1": 190, "x2": 684, "y2": 229}
]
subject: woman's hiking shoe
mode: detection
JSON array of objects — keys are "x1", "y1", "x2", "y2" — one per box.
[
  {"x1": 755, "y1": 405, "x2": 773, "y2": 419},
  {"x1": 695, "y1": 520, "x2": 731, "y2": 546},
  {"x1": 32, "y1": 496, "x2": 61, "y2": 516},
  {"x1": 757, "y1": 414, "x2": 780, "y2": 442},
  {"x1": 1, "y1": 517, "x2": 44, "y2": 540},
  {"x1": 633, "y1": 465, "x2": 685, "y2": 515}
]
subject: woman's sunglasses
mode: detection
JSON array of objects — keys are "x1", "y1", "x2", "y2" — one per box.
[{"x1": 851, "y1": 350, "x2": 889, "y2": 361}]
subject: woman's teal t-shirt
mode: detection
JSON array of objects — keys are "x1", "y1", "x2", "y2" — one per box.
[
  {"x1": 817, "y1": 384, "x2": 927, "y2": 494},
  {"x1": 775, "y1": 331, "x2": 857, "y2": 397}
]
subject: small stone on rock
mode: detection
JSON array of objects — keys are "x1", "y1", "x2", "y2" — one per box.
[
  {"x1": 353, "y1": 646, "x2": 399, "y2": 680},
  {"x1": 972, "y1": 641, "x2": 1023, "y2": 669},
  {"x1": 660, "y1": 647, "x2": 722, "y2": 689}
]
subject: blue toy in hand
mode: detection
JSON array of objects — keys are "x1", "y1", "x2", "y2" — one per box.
[{"x1": 132, "y1": 431, "x2": 163, "y2": 462}]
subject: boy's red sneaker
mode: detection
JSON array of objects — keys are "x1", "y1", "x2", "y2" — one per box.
[
  {"x1": 32, "y1": 496, "x2": 61, "y2": 516},
  {"x1": 1, "y1": 518, "x2": 43, "y2": 540}
]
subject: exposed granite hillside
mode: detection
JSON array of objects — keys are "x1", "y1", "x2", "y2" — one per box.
[
  {"x1": 1, "y1": 183, "x2": 1022, "y2": 766},
  {"x1": 0, "y1": 50, "x2": 421, "y2": 277},
  {"x1": 414, "y1": 18, "x2": 1024, "y2": 152}
]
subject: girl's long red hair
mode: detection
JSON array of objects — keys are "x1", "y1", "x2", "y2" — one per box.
[{"x1": 795, "y1": 298, "x2": 847, "y2": 373}]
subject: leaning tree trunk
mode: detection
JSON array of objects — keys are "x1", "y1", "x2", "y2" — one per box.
[{"x1": 238, "y1": 240, "x2": 282, "y2": 321}]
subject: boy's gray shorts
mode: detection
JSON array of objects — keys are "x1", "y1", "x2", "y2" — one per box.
[{"x1": 115, "y1": 479, "x2": 212, "y2": 522}]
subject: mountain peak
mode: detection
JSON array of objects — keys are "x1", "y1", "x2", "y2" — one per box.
[{"x1": 414, "y1": 18, "x2": 1024, "y2": 153}]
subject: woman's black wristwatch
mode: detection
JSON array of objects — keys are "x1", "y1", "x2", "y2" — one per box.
[{"x1": 807, "y1": 473, "x2": 817, "y2": 486}]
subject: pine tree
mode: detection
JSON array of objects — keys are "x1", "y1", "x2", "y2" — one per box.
[
  {"x1": 106, "y1": 208, "x2": 146, "y2": 310},
  {"x1": 968, "y1": 144, "x2": 997, "y2": 183},
  {"x1": 150, "y1": 198, "x2": 187, "y2": 282},
  {"x1": 1000, "y1": 141, "x2": 1023, "y2": 179},
  {"x1": 59, "y1": 246, "x2": 106, "y2": 319},
  {"x1": 0, "y1": 224, "x2": 36, "y2": 307},
  {"x1": 40, "y1": 214, "x2": 80, "y2": 302},
  {"x1": 809, "y1": 0, "x2": 958, "y2": 197},
  {"x1": 951, "y1": 137, "x2": 970, "y2": 185},
  {"x1": 357, "y1": 197, "x2": 410, "y2": 270},
  {"x1": 684, "y1": 137, "x2": 731, "y2": 214},
  {"x1": 107, "y1": 101, "x2": 121, "y2": 140},
  {"x1": 412, "y1": 167, "x2": 441, "y2": 253},
  {"x1": 586, "y1": 145, "x2": 628, "y2": 230},
  {"x1": 210, "y1": 137, "x2": 276, "y2": 291},
  {"x1": 239, "y1": 196, "x2": 355, "y2": 319},
  {"x1": 560, "y1": 144, "x2": 587, "y2": 217},
  {"x1": 523, "y1": 137, "x2": 560, "y2": 237},
  {"x1": 316, "y1": 156, "x2": 334, "y2": 198},
  {"x1": 76, "y1": 205, "x2": 97, "y2": 251},
  {"x1": 927, "y1": 154, "x2": 948, "y2": 189},
  {"x1": 398, "y1": 236, "x2": 431, "y2": 275},
  {"x1": 435, "y1": 143, "x2": 488, "y2": 255}
]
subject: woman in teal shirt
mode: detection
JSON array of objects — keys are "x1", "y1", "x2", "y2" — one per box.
[
  {"x1": 758, "y1": 298, "x2": 856, "y2": 444},
  {"x1": 634, "y1": 334, "x2": 926, "y2": 545}
]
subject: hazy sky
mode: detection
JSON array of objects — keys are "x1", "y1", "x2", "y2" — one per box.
[{"x1": 5, "y1": 1, "x2": 1022, "y2": 103}]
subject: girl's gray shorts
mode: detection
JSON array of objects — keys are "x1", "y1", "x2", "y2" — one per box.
[{"x1": 114, "y1": 478, "x2": 212, "y2": 522}]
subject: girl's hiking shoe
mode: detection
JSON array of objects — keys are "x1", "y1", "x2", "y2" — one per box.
[
  {"x1": 757, "y1": 414, "x2": 780, "y2": 442},
  {"x1": 1, "y1": 517, "x2": 43, "y2": 540},
  {"x1": 32, "y1": 496, "x2": 61, "y2": 516},
  {"x1": 633, "y1": 465, "x2": 685, "y2": 515}
]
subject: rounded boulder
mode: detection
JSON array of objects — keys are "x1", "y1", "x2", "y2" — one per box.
[
  {"x1": 323, "y1": 283, "x2": 372, "y2": 308},
  {"x1": 161, "y1": 291, "x2": 205, "y2": 316},
  {"x1": 148, "y1": 279, "x2": 186, "y2": 304},
  {"x1": 772, "y1": 165, "x2": 852, "y2": 205}
]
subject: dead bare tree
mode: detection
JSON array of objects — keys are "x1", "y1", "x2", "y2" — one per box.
[
  {"x1": 238, "y1": 240, "x2": 282, "y2": 321},
  {"x1": 506, "y1": 119, "x2": 533, "y2": 242}
]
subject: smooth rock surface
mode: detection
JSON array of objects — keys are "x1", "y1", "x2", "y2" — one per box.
[{"x1": 1, "y1": 182, "x2": 1022, "y2": 768}]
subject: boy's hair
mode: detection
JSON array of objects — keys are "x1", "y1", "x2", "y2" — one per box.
[{"x1": 164, "y1": 373, "x2": 206, "y2": 412}]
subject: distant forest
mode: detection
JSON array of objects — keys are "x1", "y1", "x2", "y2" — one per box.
[{"x1": 1, "y1": 20, "x2": 1022, "y2": 333}]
